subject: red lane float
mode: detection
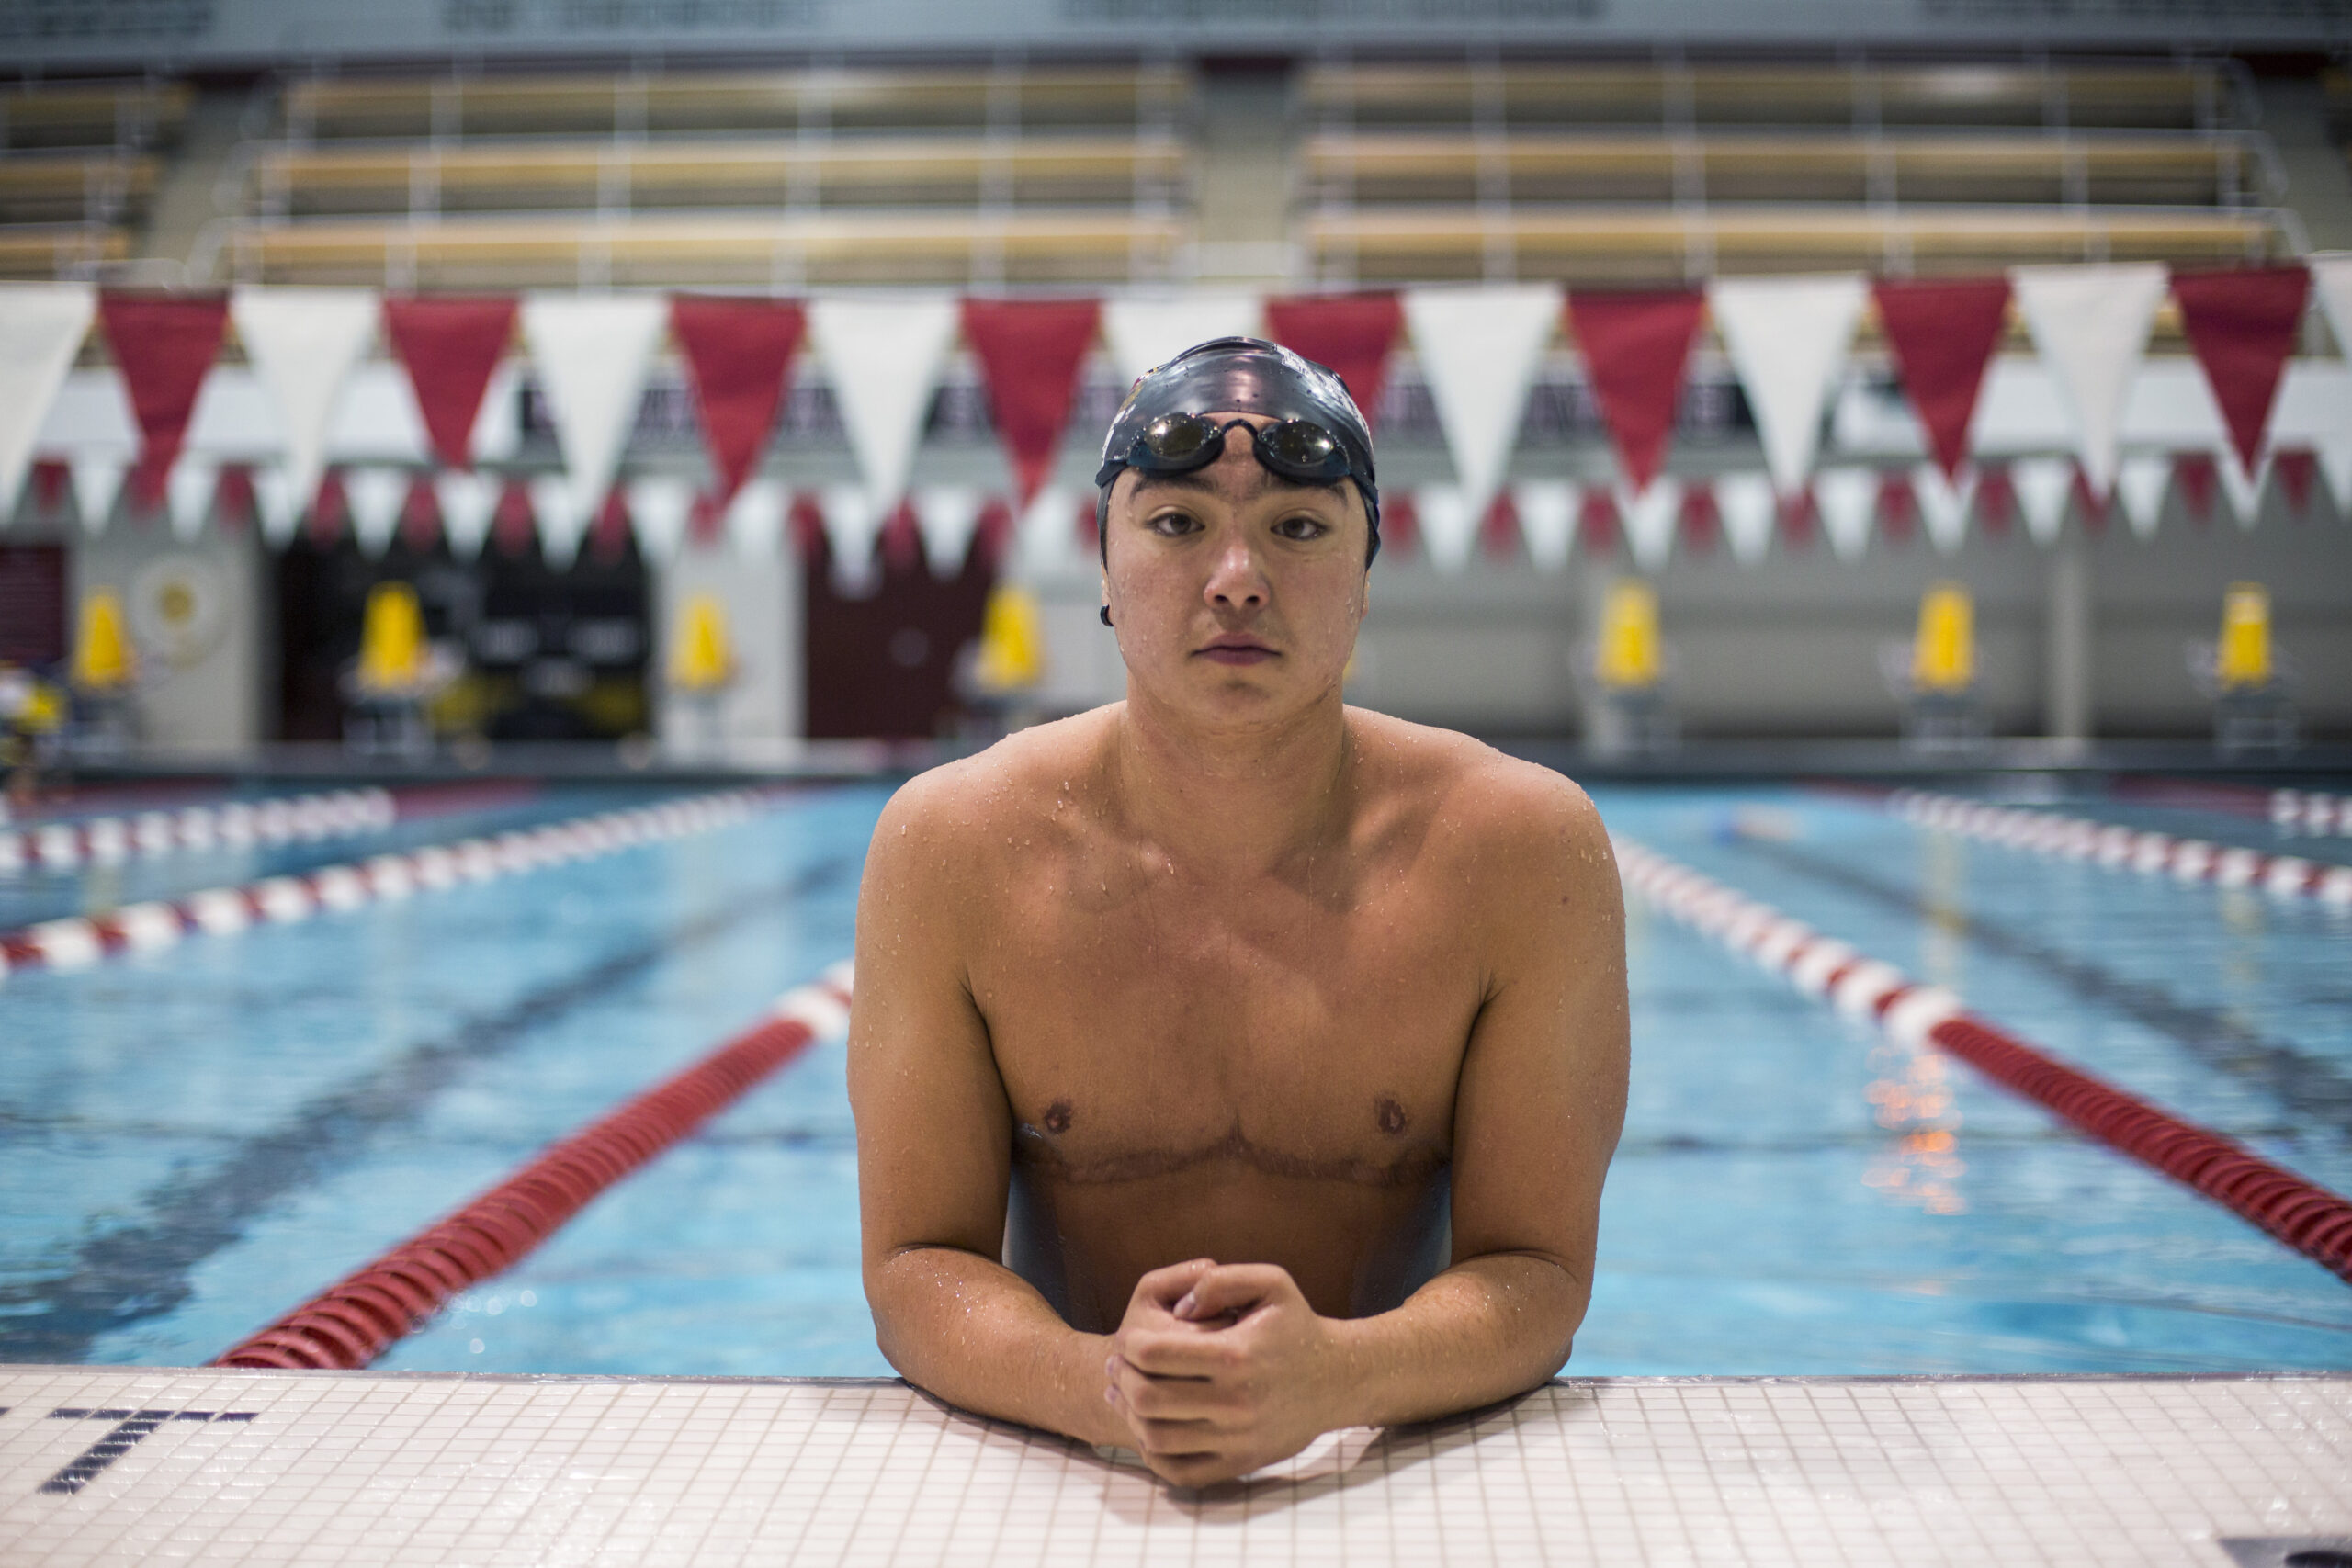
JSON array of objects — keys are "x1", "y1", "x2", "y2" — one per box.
[
  {"x1": 0, "y1": 788, "x2": 779, "y2": 981},
  {"x1": 215, "y1": 965, "x2": 854, "y2": 1371},
  {"x1": 1888, "y1": 789, "x2": 2352, "y2": 908},
  {"x1": 0, "y1": 788, "x2": 395, "y2": 874},
  {"x1": 1613, "y1": 838, "x2": 2352, "y2": 1286}
]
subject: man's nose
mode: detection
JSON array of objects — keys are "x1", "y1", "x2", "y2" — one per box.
[{"x1": 1204, "y1": 535, "x2": 1268, "y2": 610}]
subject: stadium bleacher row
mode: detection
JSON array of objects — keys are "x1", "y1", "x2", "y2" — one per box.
[{"x1": 0, "y1": 55, "x2": 2308, "y2": 291}]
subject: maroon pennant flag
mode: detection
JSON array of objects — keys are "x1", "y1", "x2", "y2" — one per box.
[
  {"x1": 33, "y1": 460, "x2": 71, "y2": 514},
  {"x1": 96, "y1": 292, "x2": 229, "y2": 487},
  {"x1": 973, "y1": 499, "x2": 1016, "y2": 569},
  {"x1": 1578, "y1": 488, "x2": 1619, "y2": 558},
  {"x1": 1975, "y1": 467, "x2": 2015, "y2": 537},
  {"x1": 878, "y1": 501, "x2": 922, "y2": 574},
  {"x1": 1264, "y1": 293, "x2": 1405, "y2": 426},
  {"x1": 401, "y1": 476, "x2": 441, "y2": 553},
  {"x1": 1777, "y1": 488, "x2": 1817, "y2": 551},
  {"x1": 382, "y1": 296, "x2": 518, "y2": 471},
  {"x1": 2173, "y1": 452, "x2": 2218, "y2": 525},
  {"x1": 492, "y1": 479, "x2": 537, "y2": 557},
  {"x1": 1679, "y1": 484, "x2": 1719, "y2": 556},
  {"x1": 2070, "y1": 467, "x2": 2110, "y2": 535},
  {"x1": 672, "y1": 296, "x2": 807, "y2": 510},
  {"x1": 1564, "y1": 288, "x2": 1705, "y2": 494},
  {"x1": 590, "y1": 489, "x2": 631, "y2": 563},
  {"x1": 960, "y1": 299, "x2": 1102, "y2": 505},
  {"x1": 1380, "y1": 492, "x2": 1419, "y2": 559},
  {"x1": 1871, "y1": 277, "x2": 2011, "y2": 480},
  {"x1": 309, "y1": 469, "x2": 350, "y2": 549},
  {"x1": 1877, "y1": 472, "x2": 1917, "y2": 545},
  {"x1": 1072, "y1": 492, "x2": 1101, "y2": 555},
  {"x1": 788, "y1": 492, "x2": 828, "y2": 561},
  {"x1": 2171, "y1": 265, "x2": 2311, "y2": 474},
  {"x1": 2275, "y1": 448, "x2": 2316, "y2": 516},
  {"x1": 215, "y1": 466, "x2": 255, "y2": 533}
]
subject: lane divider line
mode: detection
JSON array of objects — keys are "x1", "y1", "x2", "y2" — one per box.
[
  {"x1": 2271, "y1": 789, "x2": 2352, "y2": 838},
  {"x1": 0, "y1": 788, "x2": 780, "y2": 982},
  {"x1": 213, "y1": 964, "x2": 854, "y2": 1371},
  {"x1": 0, "y1": 789, "x2": 396, "y2": 874},
  {"x1": 1888, "y1": 790, "x2": 2352, "y2": 908},
  {"x1": 1612, "y1": 837, "x2": 2352, "y2": 1286}
]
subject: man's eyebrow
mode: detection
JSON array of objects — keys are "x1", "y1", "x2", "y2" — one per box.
[{"x1": 1128, "y1": 469, "x2": 1340, "y2": 502}]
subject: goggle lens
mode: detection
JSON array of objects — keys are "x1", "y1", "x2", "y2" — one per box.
[{"x1": 1129, "y1": 414, "x2": 1350, "y2": 482}]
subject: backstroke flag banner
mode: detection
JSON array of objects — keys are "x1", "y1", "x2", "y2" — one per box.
[
  {"x1": 1403, "y1": 283, "x2": 1561, "y2": 523},
  {"x1": 961, "y1": 298, "x2": 1102, "y2": 505},
  {"x1": 230, "y1": 287, "x2": 379, "y2": 519},
  {"x1": 1707, "y1": 274, "x2": 1867, "y2": 497},
  {"x1": 670, "y1": 295, "x2": 807, "y2": 511},
  {"x1": 1565, "y1": 288, "x2": 1705, "y2": 494},
  {"x1": 521, "y1": 293, "x2": 671, "y2": 540},
  {"x1": 1102, "y1": 295, "x2": 1261, "y2": 386},
  {"x1": 0, "y1": 282, "x2": 96, "y2": 516},
  {"x1": 2010, "y1": 263, "x2": 2169, "y2": 499},
  {"x1": 96, "y1": 291, "x2": 230, "y2": 494},
  {"x1": 1263, "y1": 293, "x2": 1405, "y2": 426},
  {"x1": 382, "y1": 295, "x2": 516, "y2": 471},
  {"x1": 808, "y1": 294, "x2": 961, "y2": 513},
  {"x1": 1871, "y1": 276, "x2": 2011, "y2": 481},
  {"x1": 2170, "y1": 265, "x2": 2312, "y2": 474}
]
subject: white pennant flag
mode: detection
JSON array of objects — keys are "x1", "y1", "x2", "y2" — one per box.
[
  {"x1": 624, "y1": 475, "x2": 695, "y2": 566},
  {"x1": 346, "y1": 467, "x2": 408, "y2": 558},
  {"x1": 1913, "y1": 464, "x2": 1974, "y2": 556},
  {"x1": 2011, "y1": 456, "x2": 2075, "y2": 547},
  {"x1": 821, "y1": 482, "x2": 885, "y2": 596},
  {"x1": 1706, "y1": 274, "x2": 1868, "y2": 497},
  {"x1": 2311, "y1": 254, "x2": 2352, "y2": 380},
  {"x1": 1016, "y1": 486, "x2": 1080, "y2": 575},
  {"x1": 1413, "y1": 487, "x2": 1481, "y2": 574},
  {"x1": 2318, "y1": 438, "x2": 2352, "y2": 517},
  {"x1": 1715, "y1": 472, "x2": 1776, "y2": 567},
  {"x1": 1617, "y1": 478, "x2": 1680, "y2": 574},
  {"x1": 2116, "y1": 455, "x2": 2170, "y2": 542},
  {"x1": 253, "y1": 466, "x2": 300, "y2": 549},
  {"x1": 726, "y1": 479, "x2": 786, "y2": 560},
  {"x1": 2217, "y1": 449, "x2": 2268, "y2": 529},
  {"x1": 1513, "y1": 479, "x2": 1577, "y2": 573},
  {"x1": 1101, "y1": 295, "x2": 1263, "y2": 385},
  {"x1": 808, "y1": 295, "x2": 961, "y2": 513},
  {"x1": 1814, "y1": 468, "x2": 1878, "y2": 562},
  {"x1": 230, "y1": 287, "x2": 378, "y2": 517},
  {"x1": 70, "y1": 453, "x2": 128, "y2": 537},
  {"x1": 2009, "y1": 264, "x2": 2167, "y2": 499},
  {"x1": 436, "y1": 470, "x2": 499, "y2": 560},
  {"x1": 520, "y1": 293, "x2": 669, "y2": 529},
  {"x1": 0, "y1": 282, "x2": 96, "y2": 518},
  {"x1": 1402, "y1": 285, "x2": 1561, "y2": 522},
  {"x1": 529, "y1": 472, "x2": 588, "y2": 569},
  {"x1": 166, "y1": 458, "x2": 218, "y2": 543},
  {"x1": 912, "y1": 485, "x2": 986, "y2": 578}
]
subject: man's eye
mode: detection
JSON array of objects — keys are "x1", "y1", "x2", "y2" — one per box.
[
  {"x1": 1147, "y1": 511, "x2": 1200, "y2": 536},
  {"x1": 1274, "y1": 516, "x2": 1330, "y2": 541}
]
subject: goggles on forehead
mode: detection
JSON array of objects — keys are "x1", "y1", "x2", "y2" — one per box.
[{"x1": 1094, "y1": 412, "x2": 1358, "y2": 491}]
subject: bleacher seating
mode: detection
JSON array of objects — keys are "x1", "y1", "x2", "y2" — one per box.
[
  {"x1": 0, "y1": 78, "x2": 183, "y2": 278},
  {"x1": 225, "y1": 63, "x2": 1193, "y2": 288},
  {"x1": 1295, "y1": 59, "x2": 2293, "y2": 285}
]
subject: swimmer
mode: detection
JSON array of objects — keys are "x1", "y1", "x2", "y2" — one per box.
[{"x1": 849, "y1": 338, "x2": 1628, "y2": 1488}]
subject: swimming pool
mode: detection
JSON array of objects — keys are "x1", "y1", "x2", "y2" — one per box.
[{"x1": 2, "y1": 773, "x2": 2346, "y2": 1379}]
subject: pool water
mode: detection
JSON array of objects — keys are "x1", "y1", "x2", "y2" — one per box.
[{"x1": 2, "y1": 776, "x2": 2346, "y2": 1378}]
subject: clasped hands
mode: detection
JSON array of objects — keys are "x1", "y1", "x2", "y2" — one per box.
[{"x1": 1100, "y1": 1257, "x2": 1358, "y2": 1488}]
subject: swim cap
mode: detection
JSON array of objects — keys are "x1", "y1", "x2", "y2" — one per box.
[{"x1": 1095, "y1": 336, "x2": 1380, "y2": 564}]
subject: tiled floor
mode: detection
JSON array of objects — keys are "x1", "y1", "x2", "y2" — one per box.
[{"x1": 1, "y1": 1366, "x2": 2346, "y2": 1564}]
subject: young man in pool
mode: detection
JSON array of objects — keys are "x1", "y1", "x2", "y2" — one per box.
[{"x1": 848, "y1": 338, "x2": 1628, "y2": 1488}]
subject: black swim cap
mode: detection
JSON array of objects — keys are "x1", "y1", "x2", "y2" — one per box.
[{"x1": 1096, "y1": 336, "x2": 1380, "y2": 565}]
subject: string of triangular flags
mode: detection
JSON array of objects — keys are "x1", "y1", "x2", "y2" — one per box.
[{"x1": 2, "y1": 261, "x2": 2346, "y2": 577}]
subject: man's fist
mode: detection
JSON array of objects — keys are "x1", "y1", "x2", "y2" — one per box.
[{"x1": 1102, "y1": 1258, "x2": 1354, "y2": 1487}]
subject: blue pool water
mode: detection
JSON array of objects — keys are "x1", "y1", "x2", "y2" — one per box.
[{"x1": 2, "y1": 775, "x2": 2347, "y2": 1378}]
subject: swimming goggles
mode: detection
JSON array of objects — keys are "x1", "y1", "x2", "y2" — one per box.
[{"x1": 1094, "y1": 412, "x2": 1359, "y2": 491}]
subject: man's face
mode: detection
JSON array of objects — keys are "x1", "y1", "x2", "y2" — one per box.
[{"x1": 1102, "y1": 412, "x2": 1370, "y2": 728}]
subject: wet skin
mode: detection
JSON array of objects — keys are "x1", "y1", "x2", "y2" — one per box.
[{"x1": 850, "y1": 419, "x2": 1629, "y2": 1486}]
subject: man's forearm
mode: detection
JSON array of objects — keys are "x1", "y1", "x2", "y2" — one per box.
[
  {"x1": 1324, "y1": 1252, "x2": 1586, "y2": 1430},
  {"x1": 868, "y1": 1245, "x2": 1125, "y2": 1449}
]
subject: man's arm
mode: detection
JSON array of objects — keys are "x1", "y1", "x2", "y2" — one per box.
[
  {"x1": 1106, "y1": 765, "x2": 1629, "y2": 1482},
  {"x1": 847, "y1": 771, "x2": 1129, "y2": 1451}
]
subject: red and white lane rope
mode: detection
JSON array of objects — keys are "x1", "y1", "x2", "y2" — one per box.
[
  {"x1": 1613, "y1": 837, "x2": 2352, "y2": 1285},
  {"x1": 0, "y1": 788, "x2": 395, "y2": 874},
  {"x1": 215, "y1": 964, "x2": 854, "y2": 1371},
  {"x1": 2270, "y1": 789, "x2": 2352, "y2": 838},
  {"x1": 1888, "y1": 790, "x2": 2352, "y2": 909},
  {"x1": 0, "y1": 789, "x2": 777, "y2": 981}
]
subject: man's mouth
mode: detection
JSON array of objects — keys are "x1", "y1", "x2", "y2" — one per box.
[{"x1": 1194, "y1": 637, "x2": 1277, "y2": 665}]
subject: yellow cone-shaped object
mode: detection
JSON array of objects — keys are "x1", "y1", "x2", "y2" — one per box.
[
  {"x1": 356, "y1": 581, "x2": 427, "y2": 695},
  {"x1": 973, "y1": 584, "x2": 1046, "y2": 694},
  {"x1": 669, "y1": 592, "x2": 734, "y2": 693},
  {"x1": 71, "y1": 588, "x2": 135, "y2": 693},
  {"x1": 1910, "y1": 582, "x2": 1975, "y2": 694},
  {"x1": 1595, "y1": 580, "x2": 1662, "y2": 693},
  {"x1": 2216, "y1": 581, "x2": 2272, "y2": 690}
]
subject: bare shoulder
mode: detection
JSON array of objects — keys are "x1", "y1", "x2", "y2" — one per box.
[
  {"x1": 1346, "y1": 708, "x2": 1611, "y2": 881},
  {"x1": 868, "y1": 706, "x2": 1117, "y2": 885}
]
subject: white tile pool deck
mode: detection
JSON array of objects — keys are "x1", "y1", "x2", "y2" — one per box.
[{"x1": 0, "y1": 1367, "x2": 2346, "y2": 1565}]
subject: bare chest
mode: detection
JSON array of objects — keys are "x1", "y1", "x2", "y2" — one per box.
[{"x1": 969, "y1": 847, "x2": 1482, "y2": 1179}]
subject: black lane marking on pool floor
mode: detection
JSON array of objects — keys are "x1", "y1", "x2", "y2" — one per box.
[
  {"x1": 37, "y1": 1408, "x2": 256, "y2": 1495},
  {"x1": 1730, "y1": 837, "x2": 2352, "y2": 1135},
  {"x1": 0, "y1": 855, "x2": 853, "y2": 1365}
]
